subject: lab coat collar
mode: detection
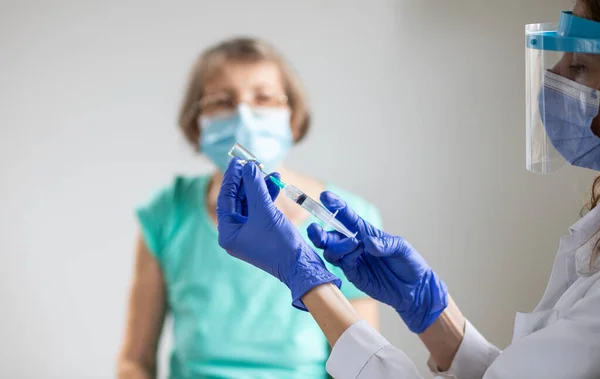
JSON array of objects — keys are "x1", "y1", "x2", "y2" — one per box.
[
  {"x1": 566, "y1": 205, "x2": 600, "y2": 276},
  {"x1": 535, "y1": 206, "x2": 600, "y2": 311},
  {"x1": 568, "y1": 203, "x2": 600, "y2": 236}
]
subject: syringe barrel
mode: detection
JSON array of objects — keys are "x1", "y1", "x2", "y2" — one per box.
[
  {"x1": 282, "y1": 184, "x2": 304, "y2": 203},
  {"x1": 284, "y1": 185, "x2": 356, "y2": 238}
]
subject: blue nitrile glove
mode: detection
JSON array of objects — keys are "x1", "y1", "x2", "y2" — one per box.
[
  {"x1": 307, "y1": 191, "x2": 448, "y2": 334},
  {"x1": 217, "y1": 158, "x2": 341, "y2": 310}
]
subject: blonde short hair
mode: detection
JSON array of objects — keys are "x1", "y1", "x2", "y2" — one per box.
[{"x1": 178, "y1": 37, "x2": 311, "y2": 147}]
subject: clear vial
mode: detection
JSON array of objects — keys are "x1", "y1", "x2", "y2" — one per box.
[{"x1": 228, "y1": 143, "x2": 257, "y2": 162}]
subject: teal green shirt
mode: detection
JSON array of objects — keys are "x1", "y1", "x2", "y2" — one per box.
[{"x1": 136, "y1": 175, "x2": 382, "y2": 379}]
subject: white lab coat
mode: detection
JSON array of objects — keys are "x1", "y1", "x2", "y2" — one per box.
[{"x1": 326, "y1": 205, "x2": 600, "y2": 379}]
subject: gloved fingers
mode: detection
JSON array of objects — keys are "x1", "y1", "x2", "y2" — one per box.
[
  {"x1": 363, "y1": 235, "x2": 411, "y2": 258},
  {"x1": 265, "y1": 172, "x2": 282, "y2": 202},
  {"x1": 241, "y1": 162, "x2": 276, "y2": 213},
  {"x1": 237, "y1": 181, "x2": 247, "y2": 215},
  {"x1": 217, "y1": 158, "x2": 244, "y2": 218},
  {"x1": 335, "y1": 248, "x2": 363, "y2": 271},
  {"x1": 319, "y1": 191, "x2": 362, "y2": 236},
  {"x1": 307, "y1": 223, "x2": 360, "y2": 263},
  {"x1": 307, "y1": 223, "x2": 328, "y2": 249},
  {"x1": 217, "y1": 213, "x2": 247, "y2": 250},
  {"x1": 319, "y1": 191, "x2": 382, "y2": 239},
  {"x1": 308, "y1": 223, "x2": 358, "y2": 251}
]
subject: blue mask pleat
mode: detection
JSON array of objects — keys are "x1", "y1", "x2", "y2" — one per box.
[
  {"x1": 539, "y1": 72, "x2": 600, "y2": 170},
  {"x1": 199, "y1": 105, "x2": 293, "y2": 172}
]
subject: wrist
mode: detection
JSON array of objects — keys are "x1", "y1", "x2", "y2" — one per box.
[
  {"x1": 419, "y1": 296, "x2": 465, "y2": 371},
  {"x1": 288, "y1": 245, "x2": 341, "y2": 311},
  {"x1": 399, "y1": 269, "x2": 449, "y2": 334},
  {"x1": 301, "y1": 282, "x2": 361, "y2": 347}
]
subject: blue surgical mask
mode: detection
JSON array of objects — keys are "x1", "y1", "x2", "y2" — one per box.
[
  {"x1": 539, "y1": 70, "x2": 600, "y2": 171},
  {"x1": 199, "y1": 104, "x2": 293, "y2": 172}
]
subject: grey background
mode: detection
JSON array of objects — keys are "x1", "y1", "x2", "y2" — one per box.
[{"x1": 0, "y1": 0, "x2": 594, "y2": 377}]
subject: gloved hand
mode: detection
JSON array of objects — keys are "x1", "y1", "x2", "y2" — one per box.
[
  {"x1": 307, "y1": 191, "x2": 448, "y2": 334},
  {"x1": 217, "y1": 158, "x2": 341, "y2": 310}
]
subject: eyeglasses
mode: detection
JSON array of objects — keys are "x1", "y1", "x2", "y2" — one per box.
[{"x1": 198, "y1": 91, "x2": 288, "y2": 114}]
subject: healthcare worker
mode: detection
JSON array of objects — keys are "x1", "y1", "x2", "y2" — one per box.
[
  {"x1": 215, "y1": 4, "x2": 600, "y2": 379},
  {"x1": 117, "y1": 37, "x2": 379, "y2": 379}
]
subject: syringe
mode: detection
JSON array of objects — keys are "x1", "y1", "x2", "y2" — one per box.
[{"x1": 228, "y1": 143, "x2": 357, "y2": 239}]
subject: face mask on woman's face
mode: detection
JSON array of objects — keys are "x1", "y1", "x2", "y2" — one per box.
[
  {"x1": 539, "y1": 70, "x2": 600, "y2": 170},
  {"x1": 199, "y1": 104, "x2": 293, "y2": 172}
]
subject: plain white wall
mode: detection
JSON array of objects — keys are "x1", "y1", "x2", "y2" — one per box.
[{"x1": 1, "y1": 0, "x2": 595, "y2": 378}]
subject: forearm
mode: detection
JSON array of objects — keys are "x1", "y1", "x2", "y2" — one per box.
[
  {"x1": 118, "y1": 236, "x2": 166, "y2": 379},
  {"x1": 350, "y1": 298, "x2": 379, "y2": 330},
  {"x1": 418, "y1": 296, "x2": 465, "y2": 371},
  {"x1": 301, "y1": 283, "x2": 362, "y2": 346},
  {"x1": 117, "y1": 359, "x2": 155, "y2": 379}
]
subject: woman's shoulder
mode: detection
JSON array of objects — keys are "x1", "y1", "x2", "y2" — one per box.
[
  {"x1": 139, "y1": 174, "x2": 211, "y2": 210},
  {"x1": 136, "y1": 174, "x2": 212, "y2": 260}
]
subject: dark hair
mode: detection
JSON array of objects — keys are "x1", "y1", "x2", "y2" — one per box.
[{"x1": 577, "y1": 0, "x2": 600, "y2": 21}]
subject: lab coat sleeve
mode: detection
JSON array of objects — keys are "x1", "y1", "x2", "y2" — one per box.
[
  {"x1": 326, "y1": 320, "x2": 424, "y2": 379},
  {"x1": 428, "y1": 320, "x2": 501, "y2": 379}
]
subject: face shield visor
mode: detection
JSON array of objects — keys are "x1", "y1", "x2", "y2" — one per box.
[{"x1": 526, "y1": 11, "x2": 600, "y2": 174}]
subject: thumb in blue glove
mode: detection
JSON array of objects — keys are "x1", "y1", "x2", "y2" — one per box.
[
  {"x1": 307, "y1": 191, "x2": 448, "y2": 334},
  {"x1": 217, "y1": 158, "x2": 341, "y2": 310}
]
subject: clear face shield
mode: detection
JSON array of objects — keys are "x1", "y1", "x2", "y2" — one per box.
[{"x1": 526, "y1": 11, "x2": 600, "y2": 174}]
